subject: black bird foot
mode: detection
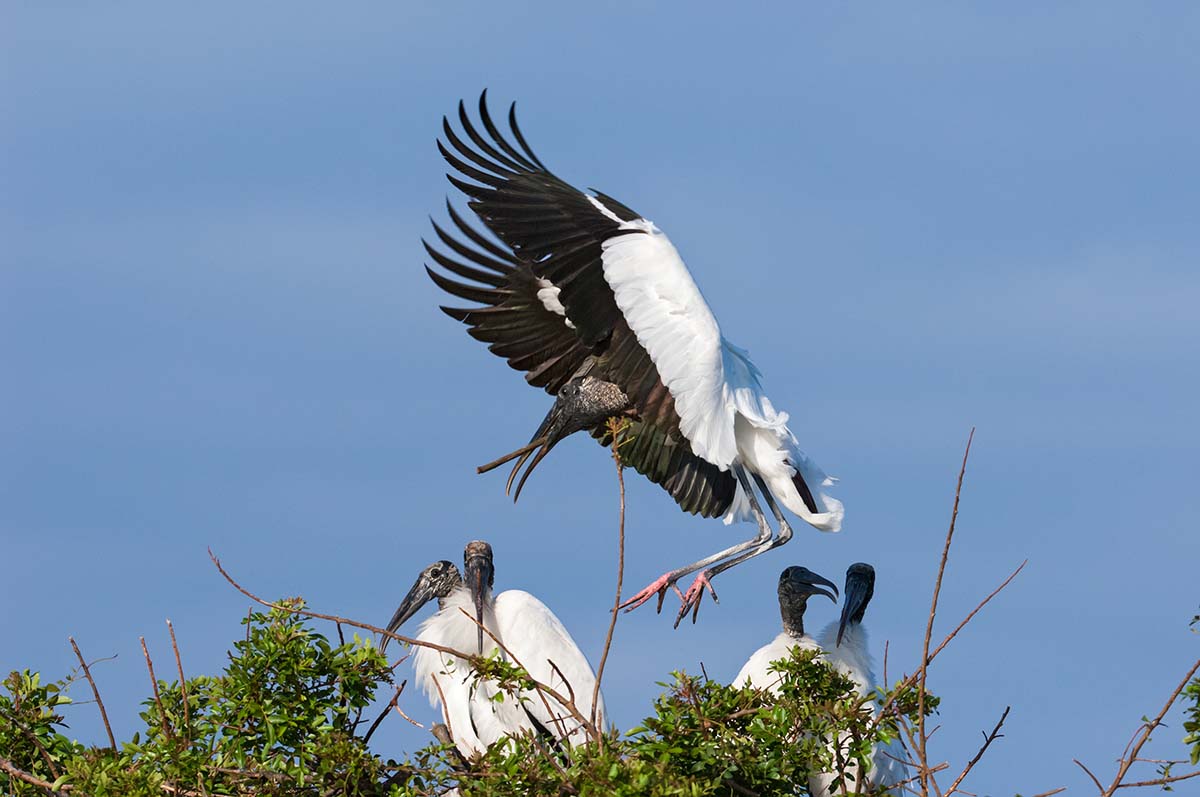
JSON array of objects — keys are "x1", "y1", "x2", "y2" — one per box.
[
  {"x1": 673, "y1": 571, "x2": 720, "y2": 628},
  {"x1": 620, "y1": 572, "x2": 686, "y2": 614}
]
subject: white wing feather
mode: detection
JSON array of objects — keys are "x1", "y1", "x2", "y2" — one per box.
[
  {"x1": 411, "y1": 587, "x2": 532, "y2": 756},
  {"x1": 597, "y1": 210, "x2": 842, "y2": 531},
  {"x1": 492, "y1": 589, "x2": 606, "y2": 746}
]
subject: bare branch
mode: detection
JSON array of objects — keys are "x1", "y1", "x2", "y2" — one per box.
[
  {"x1": 165, "y1": 620, "x2": 190, "y2": 746},
  {"x1": 919, "y1": 427, "x2": 974, "y2": 795},
  {"x1": 592, "y1": 416, "x2": 628, "y2": 742},
  {"x1": 1114, "y1": 770, "x2": 1200, "y2": 789},
  {"x1": 1075, "y1": 759, "x2": 1105, "y2": 792},
  {"x1": 1029, "y1": 789, "x2": 1067, "y2": 797},
  {"x1": 364, "y1": 682, "x2": 406, "y2": 744},
  {"x1": 140, "y1": 637, "x2": 171, "y2": 741},
  {"x1": 945, "y1": 705, "x2": 1010, "y2": 795},
  {"x1": 68, "y1": 637, "x2": 116, "y2": 750}
]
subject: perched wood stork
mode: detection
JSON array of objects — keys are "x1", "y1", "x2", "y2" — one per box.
[
  {"x1": 810, "y1": 563, "x2": 911, "y2": 795},
  {"x1": 424, "y1": 92, "x2": 845, "y2": 625},
  {"x1": 383, "y1": 541, "x2": 606, "y2": 755},
  {"x1": 732, "y1": 566, "x2": 838, "y2": 692}
]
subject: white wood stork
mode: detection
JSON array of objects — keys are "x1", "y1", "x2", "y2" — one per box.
[
  {"x1": 810, "y1": 563, "x2": 911, "y2": 795},
  {"x1": 425, "y1": 92, "x2": 845, "y2": 626},
  {"x1": 383, "y1": 541, "x2": 606, "y2": 756},
  {"x1": 732, "y1": 566, "x2": 838, "y2": 692}
]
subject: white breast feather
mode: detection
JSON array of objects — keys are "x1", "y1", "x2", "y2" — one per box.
[{"x1": 733, "y1": 632, "x2": 823, "y2": 695}]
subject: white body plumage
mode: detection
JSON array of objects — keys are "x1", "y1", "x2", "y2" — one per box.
[
  {"x1": 733, "y1": 631, "x2": 824, "y2": 694},
  {"x1": 411, "y1": 585, "x2": 606, "y2": 756},
  {"x1": 597, "y1": 214, "x2": 844, "y2": 532},
  {"x1": 809, "y1": 613, "x2": 910, "y2": 794}
]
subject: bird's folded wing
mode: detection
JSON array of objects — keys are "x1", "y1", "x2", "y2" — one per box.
[{"x1": 492, "y1": 589, "x2": 606, "y2": 745}]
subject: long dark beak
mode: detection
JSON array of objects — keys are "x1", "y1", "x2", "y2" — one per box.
[
  {"x1": 792, "y1": 567, "x2": 839, "y2": 603},
  {"x1": 476, "y1": 403, "x2": 566, "y2": 503},
  {"x1": 801, "y1": 566, "x2": 840, "y2": 604},
  {"x1": 836, "y1": 572, "x2": 871, "y2": 647},
  {"x1": 382, "y1": 576, "x2": 435, "y2": 654},
  {"x1": 464, "y1": 554, "x2": 493, "y2": 654}
]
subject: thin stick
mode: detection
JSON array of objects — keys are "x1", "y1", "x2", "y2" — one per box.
[
  {"x1": 166, "y1": 620, "x2": 190, "y2": 745},
  {"x1": 1030, "y1": 789, "x2": 1067, "y2": 797},
  {"x1": 874, "y1": 559, "x2": 1026, "y2": 733},
  {"x1": 592, "y1": 417, "x2": 628, "y2": 739},
  {"x1": 69, "y1": 636, "x2": 116, "y2": 750},
  {"x1": 1075, "y1": 759, "x2": 1105, "y2": 792},
  {"x1": 140, "y1": 636, "x2": 172, "y2": 741},
  {"x1": 364, "y1": 682, "x2": 406, "y2": 744},
  {"x1": 1114, "y1": 770, "x2": 1200, "y2": 789},
  {"x1": 919, "y1": 427, "x2": 974, "y2": 794},
  {"x1": 393, "y1": 702, "x2": 425, "y2": 729},
  {"x1": 945, "y1": 706, "x2": 1010, "y2": 795}
]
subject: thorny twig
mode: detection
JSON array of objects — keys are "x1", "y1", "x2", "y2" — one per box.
[{"x1": 68, "y1": 637, "x2": 116, "y2": 750}]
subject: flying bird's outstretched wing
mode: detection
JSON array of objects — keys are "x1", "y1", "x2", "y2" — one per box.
[{"x1": 425, "y1": 93, "x2": 738, "y2": 518}]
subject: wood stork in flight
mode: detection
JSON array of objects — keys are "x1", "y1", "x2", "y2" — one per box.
[
  {"x1": 383, "y1": 541, "x2": 606, "y2": 755},
  {"x1": 732, "y1": 566, "x2": 838, "y2": 691},
  {"x1": 810, "y1": 563, "x2": 911, "y2": 795},
  {"x1": 424, "y1": 92, "x2": 844, "y2": 625}
]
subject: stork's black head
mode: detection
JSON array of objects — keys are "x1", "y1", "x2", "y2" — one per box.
[
  {"x1": 476, "y1": 376, "x2": 631, "y2": 502},
  {"x1": 777, "y1": 566, "x2": 838, "y2": 639},
  {"x1": 382, "y1": 559, "x2": 461, "y2": 653},
  {"x1": 464, "y1": 540, "x2": 495, "y2": 654},
  {"x1": 835, "y1": 562, "x2": 876, "y2": 647}
]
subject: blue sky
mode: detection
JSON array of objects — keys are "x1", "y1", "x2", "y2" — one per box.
[{"x1": 3, "y1": 3, "x2": 1198, "y2": 793}]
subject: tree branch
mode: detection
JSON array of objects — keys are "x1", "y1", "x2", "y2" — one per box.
[
  {"x1": 68, "y1": 637, "x2": 115, "y2": 751},
  {"x1": 919, "y1": 427, "x2": 974, "y2": 795},
  {"x1": 945, "y1": 705, "x2": 1009, "y2": 795},
  {"x1": 592, "y1": 417, "x2": 628, "y2": 741}
]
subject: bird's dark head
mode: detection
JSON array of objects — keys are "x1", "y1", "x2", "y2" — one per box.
[
  {"x1": 777, "y1": 566, "x2": 838, "y2": 638},
  {"x1": 464, "y1": 540, "x2": 495, "y2": 654},
  {"x1": 836, "y1": 562, "x2": 876, "y2": 647},
  {"x1": 477, "y1": 376, "x2": 630, "y2": 503},
  {"x1": 382, "y1": 559, "x2": 462, "y2": 653}
]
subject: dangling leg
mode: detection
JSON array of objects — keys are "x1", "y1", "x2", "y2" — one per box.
[
  {"x1": 620, "y1": 465, "x2": 774, "y2": 615},
  {"x1": 674, "y1": 474, "x2": 795, "y2": 626}
]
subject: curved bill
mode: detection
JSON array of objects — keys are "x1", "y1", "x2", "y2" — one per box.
[
  {"x1": 382, "y1": 575, "x2": 437, "y2": 654},
  {"x1": 790, "y1": 567, "x2": 839, "y2": 603},
  {"x1": 476, "y1": 402, "x2": 566, "y2": 503}
]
